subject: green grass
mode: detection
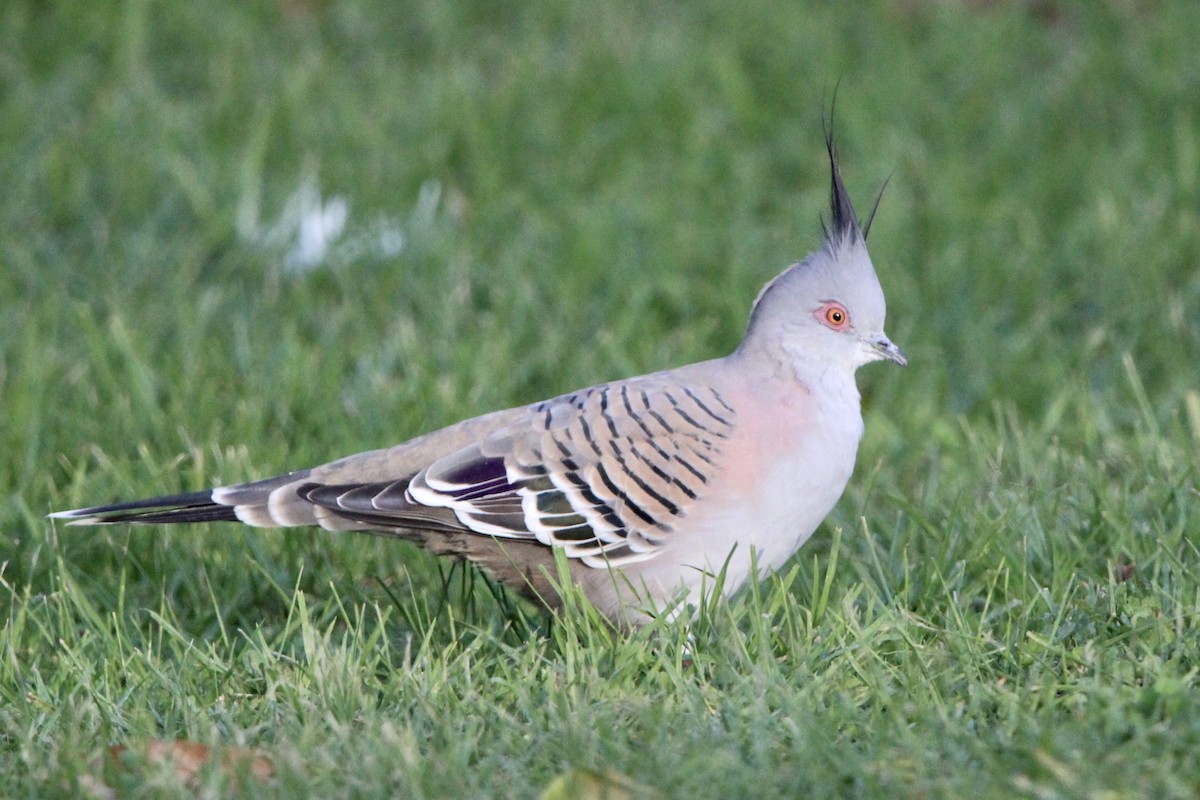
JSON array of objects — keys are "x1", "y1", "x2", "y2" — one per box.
[{"x1": 3, "y1": 0, "x2": 1200, "y2": 796}]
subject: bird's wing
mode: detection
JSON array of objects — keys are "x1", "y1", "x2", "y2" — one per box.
[{"x1": 292, "y1": 375, "x2": 737, "y2": 567}]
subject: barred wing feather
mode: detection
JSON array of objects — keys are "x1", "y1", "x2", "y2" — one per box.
[{"x1": 307, "y1": 379, "x2": 736, "y2": 568}]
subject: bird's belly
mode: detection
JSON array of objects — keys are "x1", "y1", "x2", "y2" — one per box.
[{"x1": 616, "y1": 393, "x2": 862, "y2": 613}]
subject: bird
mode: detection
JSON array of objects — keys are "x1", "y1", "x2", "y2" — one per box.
[{"x1": 50, "y1": 131, "x2": 905, "y2": 628}]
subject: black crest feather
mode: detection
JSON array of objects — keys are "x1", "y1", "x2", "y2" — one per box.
[
  {"x1": 824, "y1": 129, "x2": 860, "y2": 243},
  {"x1": 820, "y1": 86, "x2": 890, "y2": 242}
]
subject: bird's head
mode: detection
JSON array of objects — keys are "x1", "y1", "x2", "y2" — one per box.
[{"x1": 741, "y1": 133, "x2": 905, "y2": 375}]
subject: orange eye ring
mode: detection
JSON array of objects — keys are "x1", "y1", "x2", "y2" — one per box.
[{"x1": 817, "y1": 301, "x2": 851, "y2": 331}]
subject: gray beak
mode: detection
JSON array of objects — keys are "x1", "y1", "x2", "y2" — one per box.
[{"x1": 871, "y1": 335, "x2": 907, "y2": 366}]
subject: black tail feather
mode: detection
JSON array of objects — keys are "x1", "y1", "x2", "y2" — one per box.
[{"x1": 48, "y1": 490, "x2": 238, "y2": 525}]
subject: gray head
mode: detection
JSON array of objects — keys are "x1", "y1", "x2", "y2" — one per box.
[{"x1": 739, "y1": 134, "x2": 905, "y2": 376}]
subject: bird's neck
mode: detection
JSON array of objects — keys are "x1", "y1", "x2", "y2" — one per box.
[{"x1": 733, "y1": 337, "x2": 860, "y2": 400}]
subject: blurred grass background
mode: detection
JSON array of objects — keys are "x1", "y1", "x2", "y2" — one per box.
[{"x1": 2, "y1": 0, "x2": 1199, "y2": 797}]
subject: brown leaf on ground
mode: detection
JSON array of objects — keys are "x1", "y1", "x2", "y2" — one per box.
[
  {"x1": 96, "y1": 739, "x2": 273, "y2": 791},
  {"x1": 539, "y1": 767, "x2": 658, "y2": 800}
]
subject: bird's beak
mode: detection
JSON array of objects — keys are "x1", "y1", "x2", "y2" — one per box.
[{"x1": 869, "y1": 335, "x2": 907, "y2": 366}]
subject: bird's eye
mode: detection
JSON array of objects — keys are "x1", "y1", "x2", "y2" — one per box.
[{"x1": 817, "y1": 301, "x2": 851, "y2": 331}]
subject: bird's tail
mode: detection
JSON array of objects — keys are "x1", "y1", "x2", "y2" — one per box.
[
  {"x1": 48, "y1": 490, "x2": 239, "y2": 526},
  {"x1": 48, "y1": 471, "x2": 317, "y2": 528}
]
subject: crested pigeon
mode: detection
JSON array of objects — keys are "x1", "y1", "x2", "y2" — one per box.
[{"x1": 51, "y1": 133, "x2": 905, "y2": 627}]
